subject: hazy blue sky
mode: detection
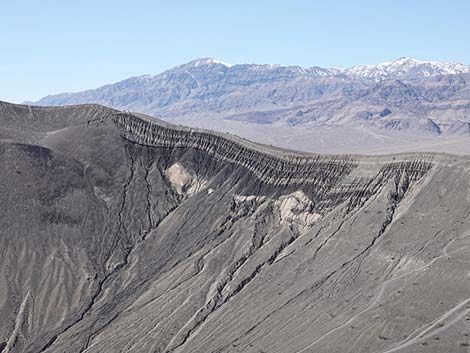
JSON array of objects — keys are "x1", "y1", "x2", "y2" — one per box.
[{"x1": 1, "y1": 0, "x2": 469, "y2": 102}]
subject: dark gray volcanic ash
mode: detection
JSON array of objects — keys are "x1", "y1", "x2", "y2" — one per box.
[{"x1": 0, "y1": 101, "x2": 469, "y2": 353}]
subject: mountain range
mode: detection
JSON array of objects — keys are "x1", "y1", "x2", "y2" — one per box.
[{"x1": 30, "y1": 57, "x2": 470, "y2": 154}]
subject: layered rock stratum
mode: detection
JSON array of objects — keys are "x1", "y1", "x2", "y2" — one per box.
[{"x1": 0, "y1": 101, "x2": 469, "y2": 353}]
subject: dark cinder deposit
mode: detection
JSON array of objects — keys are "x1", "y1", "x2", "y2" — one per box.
[{"x1": 0, "y1": 101, "x2": 469, "y2": 353}]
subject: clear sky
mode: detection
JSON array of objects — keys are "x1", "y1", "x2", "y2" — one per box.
[{"x1": 1, "y1": 0, "x2": 469, "y2": 103}]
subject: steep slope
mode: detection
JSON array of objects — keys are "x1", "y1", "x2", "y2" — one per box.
[{"x1": 1, "y1": 101, "x2": 470, "y2": 353}]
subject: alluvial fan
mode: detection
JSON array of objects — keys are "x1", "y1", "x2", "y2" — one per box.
[{"x1": 0, "y1": 101, "x2": 469, "y2": 353}]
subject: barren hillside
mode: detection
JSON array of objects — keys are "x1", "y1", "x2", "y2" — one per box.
[{"x1": 0, "y1": 101, "x2": 469, "y2": 353}]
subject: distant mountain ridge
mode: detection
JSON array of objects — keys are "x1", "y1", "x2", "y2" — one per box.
[
  {"x1": 32, "y1": 57, "x2": 470, "y2": 107},
  {"x1": 168, "y1": 57, "x2": 470, "y2": 80},
  {"x1": 29, "y1": 57, "x2": 470, "y2": 154},
  {"x1": 339, "y1": 57, "x2": 470, "y2": 80}
]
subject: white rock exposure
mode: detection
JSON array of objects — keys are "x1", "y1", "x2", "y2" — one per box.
[
  {"x1": 165, "y1": 162, "x2": 206, "y2": 196},
  {"x1": 275, "y1": 191, "x2": 321, "y2": 231}
]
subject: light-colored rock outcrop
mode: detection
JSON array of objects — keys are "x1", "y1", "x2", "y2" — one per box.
[
  {"x1": 276, "y1": 191, "x2": 321, "y2": 231},
  {"x1": 166, "y1": 162, "x2": 206, "y2": 196}
]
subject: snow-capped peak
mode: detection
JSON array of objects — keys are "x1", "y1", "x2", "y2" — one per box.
[
  {"x1": 186, "y1": 58, "x2": 233, "y2": 68},
  {"x1": 340, "y1": 57, "x2": 470, "y2": 80},
  {"x1": 171, "y1": 57, "x2": 469, "y2": 81}
]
